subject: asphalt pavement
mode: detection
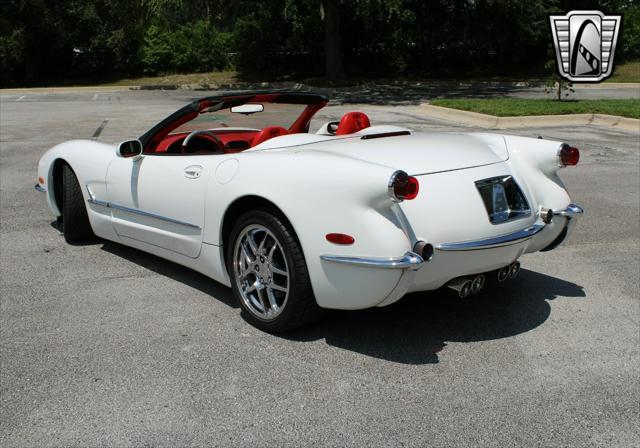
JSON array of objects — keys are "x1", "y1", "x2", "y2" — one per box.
[{"x1": 1, "y1": 89, "x2": 638, "y2": 447}]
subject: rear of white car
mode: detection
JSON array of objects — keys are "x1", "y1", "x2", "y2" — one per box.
[{"x1": 317, "y1": 131, "x2": 582, "y2": 308}]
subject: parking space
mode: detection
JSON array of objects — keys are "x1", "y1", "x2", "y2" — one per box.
[{"x1": 0, "y1": 89, "x2": 638, "y2": 447}]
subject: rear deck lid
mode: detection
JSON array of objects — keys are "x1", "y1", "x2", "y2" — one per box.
[{"x1": 317, "y1": 131, "x2": 509, "y2": 175}]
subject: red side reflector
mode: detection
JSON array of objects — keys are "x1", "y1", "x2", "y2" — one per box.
[
  {"x1": 560, "y1": 145, "x2": 579, "y2": 166},
  {"x1": 38, "y1": 176, "x2": 45, "y2": 185},
  {"x1": 326, "y1": 233, "x2": 355, "y2": 245}
]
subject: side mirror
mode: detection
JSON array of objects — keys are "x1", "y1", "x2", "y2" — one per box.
[{"x1": 117, "y1": 139, "x2": 143, "y2": 159}]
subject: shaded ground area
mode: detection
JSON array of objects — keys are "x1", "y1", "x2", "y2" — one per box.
[
  {"x1": 3, "y1": 80, "x2": 639, "y2": 107},
  {"x1": 1, "y1": 89, "x2": 638, "y2": 447}
]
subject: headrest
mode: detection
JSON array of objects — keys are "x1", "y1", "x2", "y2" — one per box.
[{"x1": 335, "y1": 112, "x2": 371, "y2": 135}]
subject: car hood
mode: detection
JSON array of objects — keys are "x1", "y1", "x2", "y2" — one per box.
[{"x1": 308, "y1": 130, "x2": 509, "y2": 175}]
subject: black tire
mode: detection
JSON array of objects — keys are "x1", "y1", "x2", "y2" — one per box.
[
  {"x1": 61, "y1": 163, "x2": 95, "y2": 243},
  {"x1": 226, "y1": 209, "x2": 323, "y2": 333}
]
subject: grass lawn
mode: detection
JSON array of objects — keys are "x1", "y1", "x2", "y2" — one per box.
[
  {"x1": 608, "y1": 60, "x2": 640, "y2": 83},
  {"x1": 98, "y1": 70, "x2": 240, "y2": 87},
  {"x1": 430, "y1": 99, "x2": 640, "y2": 119}
]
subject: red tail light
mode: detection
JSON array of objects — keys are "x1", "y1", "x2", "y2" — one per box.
[
  {"x1": 389, "y1": 170, "x2": 419, "y2": 202},
  {"x1": 326, "y1": 233, "x2": 355, "y2": 245},
  {"x1": 559, "y1": 144, "x2": 580, "y2": 167}
]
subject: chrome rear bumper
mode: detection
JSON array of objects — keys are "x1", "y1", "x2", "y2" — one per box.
[
  {"x1": 321, "y1": 204, "x2": 583, "y2": 265},
  {"x1": 436, "y1": 203, "x2": 583, "y2": 252},
  {"x1": 320, "y1": 251, "x2": 425, "y2": 270},
  {"x1": 552, "y1": 203, "x2": 584, "y2": 218},
  {"x1": 436, "y1": 224, "x2": 546, "y2": 252}
]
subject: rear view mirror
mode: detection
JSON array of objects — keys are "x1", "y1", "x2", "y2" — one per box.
[
  {"x1": 230, "y1": 104, "x2": 264, "y2": 115},
  {"x1": 117, "y1": 139, "x2": 143, "y2": 158}
]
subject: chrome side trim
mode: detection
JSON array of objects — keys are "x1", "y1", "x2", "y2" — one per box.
[
  {"x1": 321, "y1": 251, "x2": 424, "y2": 270},
  {"x1": 436, "y1": 224, "x2": 545, "y2": 252},
  {"x1": 34, "y1": 184, "x2": 47, "y2": 193},
  {"x1": 552, "y1": 203, "x2": 584, "y2": 218},
  {"x1": 86, "y1": 186, "x2": 201, "y2": 230}
]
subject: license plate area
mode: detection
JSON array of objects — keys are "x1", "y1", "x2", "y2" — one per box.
[{"x1": 475, "y1": 176, "x2": 531, "y2": 224}]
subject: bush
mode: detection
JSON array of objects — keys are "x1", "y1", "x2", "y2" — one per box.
[
  {"x1": 172, "y1": 21, "x2": 232, "y2": 72},
  {"x1": 0, "y1": 28, "x2": 23, "y2": 85},
  {"x1": 141, "y1": 25, "x2": 175, "y2": 74},
  {"x1": 620, "y1": 4, "x2": 640, "y2": 61},
  {"x1": 141, "y1": 21, "x2": 232, "y2": 75}
]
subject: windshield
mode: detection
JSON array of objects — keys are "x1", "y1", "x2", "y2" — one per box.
[{"x1": 172, "y1": 102, "x2": 307, "y2": 134}]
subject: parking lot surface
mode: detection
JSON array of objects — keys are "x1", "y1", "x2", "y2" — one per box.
[{"x1": 1, "y1": 90, "x2": 638, "y2": 447}]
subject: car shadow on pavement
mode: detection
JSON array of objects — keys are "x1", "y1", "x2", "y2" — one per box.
[
  {"x1": 92, "y1": 239, "x2": 585, "y2": 365},
  {"x1": 100, "y1": 241, "x2": 238, "y2": 309},
  {"x1": 284, "y1": 269, "x2": 586, "y2": 365},
  {"x1": 49, "y1": 220, "x2": 104, "y2": 246}
]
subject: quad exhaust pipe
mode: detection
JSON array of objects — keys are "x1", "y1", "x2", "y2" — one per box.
[
  {"x1": 447, "y1": 261, "x2": 521, "y2": 298},
  {"x1": 447, "y1": 274, "x2": 486, "y2": 298},
  {"x1": 498, "y1": 261, "x2": 520, "y2": 282}
]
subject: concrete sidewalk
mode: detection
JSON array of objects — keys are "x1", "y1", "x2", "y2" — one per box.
[{"x1": 418, "y1": 103, "x2": 640, "y2": 133}]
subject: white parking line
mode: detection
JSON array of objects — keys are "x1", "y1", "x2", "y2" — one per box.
[
  {"x1": 16, "y1": 95, "x2": 26, "y2": 102},
  {"x1": 91, "y1": 118, "x2": 110, "y2": 140},
  {"x1": 92, "y1": 93, "x2": 99, "y2": 101}
]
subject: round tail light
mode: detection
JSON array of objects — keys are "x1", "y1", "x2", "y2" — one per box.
[
  {"x1": 559, "y1": 144, "x2": 580, "y2": 167},
  {"x1": 389, "y1": 170, "x2": 419, "y2": 202}
]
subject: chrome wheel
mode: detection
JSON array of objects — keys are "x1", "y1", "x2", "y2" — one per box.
[{"x1": 232, "y1": 224, "x2": 290, "y2": 321}]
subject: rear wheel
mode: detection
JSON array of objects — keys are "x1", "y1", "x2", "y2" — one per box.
[
  {"x1": 227, "y1": 209, "x2": 322, "y2": 333},
  {"x1": 61, "y1": 163, "x2": 95, "y2": 243}
]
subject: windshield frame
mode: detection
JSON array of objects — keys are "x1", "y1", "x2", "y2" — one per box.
[{"x1": 139, "y1": 91, "x2": 328, "y2": 153}]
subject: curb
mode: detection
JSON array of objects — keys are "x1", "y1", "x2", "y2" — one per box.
[
  {"x1": 0, "y1": 85, "x2": 137, "y2": 94},
  {"x1": 419, "y1": 104, "x2": 640, "y2": 133},
  {"x1": 579, "y1": 82, "x2": 640, "y2": 89}
]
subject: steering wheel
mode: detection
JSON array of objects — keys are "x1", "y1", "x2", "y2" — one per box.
[{"x1": 182, "y1": 130, "x2": 225, "y2": 154}]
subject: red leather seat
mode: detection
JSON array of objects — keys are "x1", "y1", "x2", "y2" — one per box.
[
  {"x1": 335, "y1": 112, "x2": 371, "y2": 135},
  {"x1": 251, "y1": 126, "x2": 289, "y2": 147}
]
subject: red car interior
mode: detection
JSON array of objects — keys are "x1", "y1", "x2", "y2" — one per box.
[
  {"x1": 141, "y1": 93, "x2": 330, "y2": 154},
  {"x1": 335, "y1": 112, "x2": 371, "y2": 135},
  {"x1": 251, "y1": 126, "x2": 289, "y2": 147},
  {"x1": 145, "y1": 93, "x2": 372, "y2": 155},
  {"x1": 154, "y1": 111, "x2": 373, "y2": 154},
  {"x1": 156, "y1": 130, "x2": 260, "y2": 154}
]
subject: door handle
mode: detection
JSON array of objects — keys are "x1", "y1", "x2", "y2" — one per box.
[{"x1": 184, "y1": 165, "x2": 203, "y2": 179}]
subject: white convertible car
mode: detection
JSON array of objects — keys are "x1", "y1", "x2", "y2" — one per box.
[{"x1": 36, "y1": 92, "x2": 583, "y2": 332}]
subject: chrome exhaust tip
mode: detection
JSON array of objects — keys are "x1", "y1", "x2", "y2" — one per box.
[
  {"x1": 509, "y1": 261, "x2": 521, "y2": 279},
  {"x1": 447, "y1": 278, "x2": 473, "y2": 299},
  {"x1": 471, "y1": 274, "x2": 485, "y2": 294},
  {"x1": 497, "y1": 266, "x2": 510, "y2": 282}
]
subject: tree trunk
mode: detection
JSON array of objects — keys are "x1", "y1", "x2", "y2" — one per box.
[{"x1": 322, "y1": 0, "x2": 345, "y2": 79}]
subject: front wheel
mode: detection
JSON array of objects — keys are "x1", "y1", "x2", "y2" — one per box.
[
  {"x1": 227, "y1": 209, "x2": 322, "y2": 333},
  {"x1": 61, "y1": 163, "x2": 95, "y2": 243}
]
